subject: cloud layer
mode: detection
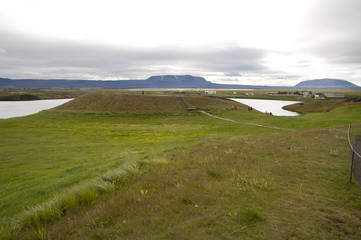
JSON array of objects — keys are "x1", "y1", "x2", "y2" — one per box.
[
  {"x1": 0, "y1": 33, "x2": 269, "y2": 81},
  {"x1": 0, "y1": 0, "x2": 361, "y2": 86}
]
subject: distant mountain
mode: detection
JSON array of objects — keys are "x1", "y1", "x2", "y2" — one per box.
[
  {"x1": 143, "y1": 75, "x2": 215, "y2": 88},
  {"x1": 0, "y1": 75, "x2": 279, "y2": 89},
  {"x1": 1, "y1": 75, "x2": 359, "y2": 90},
  {"x1": 293, "y1": 79, "x2": 360, "y2": 89}
]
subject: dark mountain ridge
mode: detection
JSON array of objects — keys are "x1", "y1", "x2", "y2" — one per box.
[{"x1": 0, "y1": 75, "x2": 359, "y2": 90}]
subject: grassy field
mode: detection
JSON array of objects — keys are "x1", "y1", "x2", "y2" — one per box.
[
  {"x1": 1, "y1": 91, "x2": 361, "y2": 239},
  {"x1": 41, "y1": 127, "x2": 361, "y2": 240}
]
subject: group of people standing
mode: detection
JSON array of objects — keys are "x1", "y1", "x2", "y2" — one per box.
[{"x1": 265, "y1": 111, "x2": 273, "y2": 115}]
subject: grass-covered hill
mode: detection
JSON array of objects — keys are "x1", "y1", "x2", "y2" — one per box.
[
  {"x1": 55, "y1": 93, "x2": 186, "y2": 112},
  {"x1": 54, "y1": 93, "x2": 242, "y2": 113},
  {"x1": 283, "y1": 99, "x2": 345, "y2": 113},
  {"x1": 283, "y1": 97, "x2": 361, "y2": 114}
]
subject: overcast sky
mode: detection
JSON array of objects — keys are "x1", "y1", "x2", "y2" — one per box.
[{"x1": 1, "y1": 0, "x2": 361, "y2": 86}]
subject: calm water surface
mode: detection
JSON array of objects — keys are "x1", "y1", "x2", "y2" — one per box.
[
  {"x1": 229, "y1": 98, "x2": 300, "y2": 116},
  {"x1": 0, "y1": 99, "x2": 72, "y2": 119}
]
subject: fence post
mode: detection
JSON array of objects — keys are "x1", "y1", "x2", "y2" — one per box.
[{"x1": 350, "y1": 151, "x2": 355, "y2": 182}]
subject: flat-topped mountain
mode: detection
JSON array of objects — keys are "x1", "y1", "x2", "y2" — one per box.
[
  {"x1": 293, "y1": 79, "x2": 360, "y2": 89},
  {"x1": 144, "y1": 75, "x2": 215, "y2": 88}
]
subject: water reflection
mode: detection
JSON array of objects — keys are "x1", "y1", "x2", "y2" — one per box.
[{"x1": 229, "y1": 98, "x2": 300, "y2": 116}]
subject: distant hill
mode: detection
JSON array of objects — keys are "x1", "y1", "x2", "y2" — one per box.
[
  {"x1": 1, "y1": 75, "x2": 359, "y2": 90},
  {"x1": 293, "y1": 79, "x2": 360, "y2": 89}
]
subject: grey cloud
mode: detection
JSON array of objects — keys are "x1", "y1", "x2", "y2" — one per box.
[
  {"x1": 302, "y1": 0, "x2": 361, "y2": 66},
  {"x1": 224, "y1": 72, "x2": 242, "y2": 77},
  {"x1": 0, "y1": 32, "x2": 269, "y2": 79}
]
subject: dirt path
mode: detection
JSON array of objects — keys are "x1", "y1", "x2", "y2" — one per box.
[
  {"x1": 177, "y1": 95, "x2": 295, "y2": 131},
  {"x1": 198, "y1": 110, "x2": 295, "y2": 131}
]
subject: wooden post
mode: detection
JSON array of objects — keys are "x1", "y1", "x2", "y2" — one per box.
[{"x1": 350, "y1": 151, "x2": 355, "y2": 182}]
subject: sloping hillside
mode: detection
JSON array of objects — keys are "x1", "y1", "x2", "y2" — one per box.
[
  {"x1": 55, "y1": 93, "x2": 186, "y2": 112},
  {"x1": 54, "y1": 93, "x2": 240, "y2": 113}
]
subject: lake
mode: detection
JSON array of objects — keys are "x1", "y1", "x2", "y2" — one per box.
[
  {"x1": 0, "y1": 99, "x2": 73, "y2": 119},
  {"x1": 229, "y1": 98, "x2": 300, "y2": 116}
]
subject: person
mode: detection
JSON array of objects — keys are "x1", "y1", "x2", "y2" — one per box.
[
  {"x1": 235, "y1": 105, "x2": 237, "y2": 110},
  {"x1": 270, "y1": 112, "x2": 273, "y2": 115}
]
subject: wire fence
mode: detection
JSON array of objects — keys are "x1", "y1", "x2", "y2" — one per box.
[{"x1": 348, "y1": 124, "x2": 361, "y2": 185}]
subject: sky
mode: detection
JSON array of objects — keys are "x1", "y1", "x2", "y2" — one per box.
[{"x1": 0, "y1": 0, "x2": 361, "y2": 86}]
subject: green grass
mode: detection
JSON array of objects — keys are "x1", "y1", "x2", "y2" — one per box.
[
  {"x1": 35, "y1": 127, "x2": 361, "y2": 240},
  {"x1": 283, "y1": 99, "x2": 345, "y2": 113},
  {"x1": 0, "y1": 108, "x2": 281, "y2": 226},
  {"x1": 1, "y1": 92, "x2": 361, "y2": 239}
]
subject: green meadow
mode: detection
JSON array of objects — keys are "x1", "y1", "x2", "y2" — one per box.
[{"x1": 1, "y1": 91, "x2": 361, "y2": 239}]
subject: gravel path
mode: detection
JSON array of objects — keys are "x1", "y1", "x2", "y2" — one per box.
[{"x1": 198, "y1": 110, "x2": 295, "y2": 131}]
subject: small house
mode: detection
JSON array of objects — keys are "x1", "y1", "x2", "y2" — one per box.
[{"x1": 302, "y1": 91, "x2": 312, "y2": 98}]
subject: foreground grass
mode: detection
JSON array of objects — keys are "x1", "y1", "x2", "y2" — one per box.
[
  {"x1": 0, "y1": 109, "x2": 282, "y2": 227},
  {"x1": 28, "y1": 126, "x2": 361, "y2": 240}
]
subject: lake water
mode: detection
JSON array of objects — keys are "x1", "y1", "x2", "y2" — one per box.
[
  {"x1": 229, "y1": 98, "x2": 300, "y2": 116},
  {"x1": 0, "y1": 99, "x2": 73, "y2": 119}
]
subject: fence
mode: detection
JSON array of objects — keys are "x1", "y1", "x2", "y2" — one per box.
[{"x1": 348, "y1": 124, "x2": 361, "y2": 185}]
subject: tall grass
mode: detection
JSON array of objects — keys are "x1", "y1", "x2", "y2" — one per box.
[{"x1": 1, "y1": 163, "x2": 138, "y2": 238}]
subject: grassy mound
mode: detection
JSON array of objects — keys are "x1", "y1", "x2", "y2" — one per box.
[
  {"x1": 55, "y1": 93, "x2": 186, "y2": 113},
  {"x1": 283, "y1": 99, "x2": 345, "y2": 113},
  {"x1": 54, "y1": 93, "x2": 240, "y2": 113}
]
